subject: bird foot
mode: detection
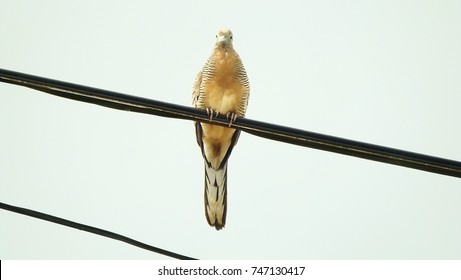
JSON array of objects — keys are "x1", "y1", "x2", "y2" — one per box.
[
  {"x1": 206, "y1": 108, "x2": 219, "y2": 121},
  {"x1": 226, "y1": 112, "x2": 238, "y2": 127}
]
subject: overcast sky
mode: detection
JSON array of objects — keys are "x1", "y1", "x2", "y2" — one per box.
[{"x1": 1, "y1": 0, "x2": 460, "y2": 259}]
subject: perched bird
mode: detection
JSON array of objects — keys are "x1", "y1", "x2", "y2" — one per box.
[{"x1": 192, "y1": 28, "x2": 250, "y2": 230}]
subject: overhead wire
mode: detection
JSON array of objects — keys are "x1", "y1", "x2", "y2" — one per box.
[
  {"x1": 0, "y1": 202, "x2": 197, "y2": 260},
  {"x1": 1, "y1": 68, "x2": 460, "y2": 178},
  {"x1": 1, "y1": 67, "x2": 460, "y2": 259}
]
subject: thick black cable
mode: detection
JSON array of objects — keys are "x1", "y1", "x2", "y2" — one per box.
[
  {"x1": 0, "y1": 202, "x2": 197, "y2": 260},
  {"x1": 1, "y1": 68, "x2": 460, "y2": 178}
]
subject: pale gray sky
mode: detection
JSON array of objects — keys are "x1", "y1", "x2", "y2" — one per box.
[{"x1": 1, "y1": 0, "x2": 460, "y2": 259}]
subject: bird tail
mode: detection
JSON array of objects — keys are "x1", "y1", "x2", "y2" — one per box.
[{"x1": 204, "y1": 161, "x2": 228, "y2": 230}]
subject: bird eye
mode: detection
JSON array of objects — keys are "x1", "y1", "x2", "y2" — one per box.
[{"x1": 230, "y1": 35, "x2": 233, "y2": 40}]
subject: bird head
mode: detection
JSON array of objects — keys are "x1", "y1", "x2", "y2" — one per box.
[{"x1": 215, "y1": 28, "x2": 233, "y2": 48}]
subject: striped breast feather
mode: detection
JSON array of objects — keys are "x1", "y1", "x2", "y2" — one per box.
[
  {"x1": 234, "y1": 57, "x2": 250, "y2": 116},
  {"x1": 201, "y1": 55, "x2": 216, "y2": 81}
]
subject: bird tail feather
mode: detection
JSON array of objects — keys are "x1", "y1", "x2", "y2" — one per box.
[{"x1": 204, "y1": 162, "x2": 227, "y2": 230}]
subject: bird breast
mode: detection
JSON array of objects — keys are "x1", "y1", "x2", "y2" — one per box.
[{"x1": 203, "y1": 49, "x2": 245, "y2": 115}]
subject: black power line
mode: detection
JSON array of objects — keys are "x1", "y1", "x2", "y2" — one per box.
[
  {"x1": 0, "y1": 202, "x2": 197, "y2": 260},
  {"x1": 1, "y1": 68, "x2": 460, "y2": 178}
]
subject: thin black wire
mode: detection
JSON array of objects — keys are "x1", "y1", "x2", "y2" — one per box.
[
  {"x1": 0, "y1": 202, "x2": 197, "y2": 260},
  {"x1": 1, "y1": 68, "x2": 460, "y2": 178}
]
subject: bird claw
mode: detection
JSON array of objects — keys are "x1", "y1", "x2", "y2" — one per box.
[
  {"x1": 206, "y1": 109, "x2": 237, "y2": 127},
  {"x1": 226, "y1": 112, "x2": 238, "y2": 127},
  {"x1": 206, "y1": 108, "x2": 219, "y2": 121}
]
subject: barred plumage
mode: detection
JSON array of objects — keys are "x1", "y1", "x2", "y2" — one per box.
[{"x1": 192, "y1": 28, "x2": 250, "y2": 230}]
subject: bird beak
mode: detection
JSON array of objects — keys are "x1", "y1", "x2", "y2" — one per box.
[{"x1": 217, "y1": 35, "x2": 226, "y2": 43}]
